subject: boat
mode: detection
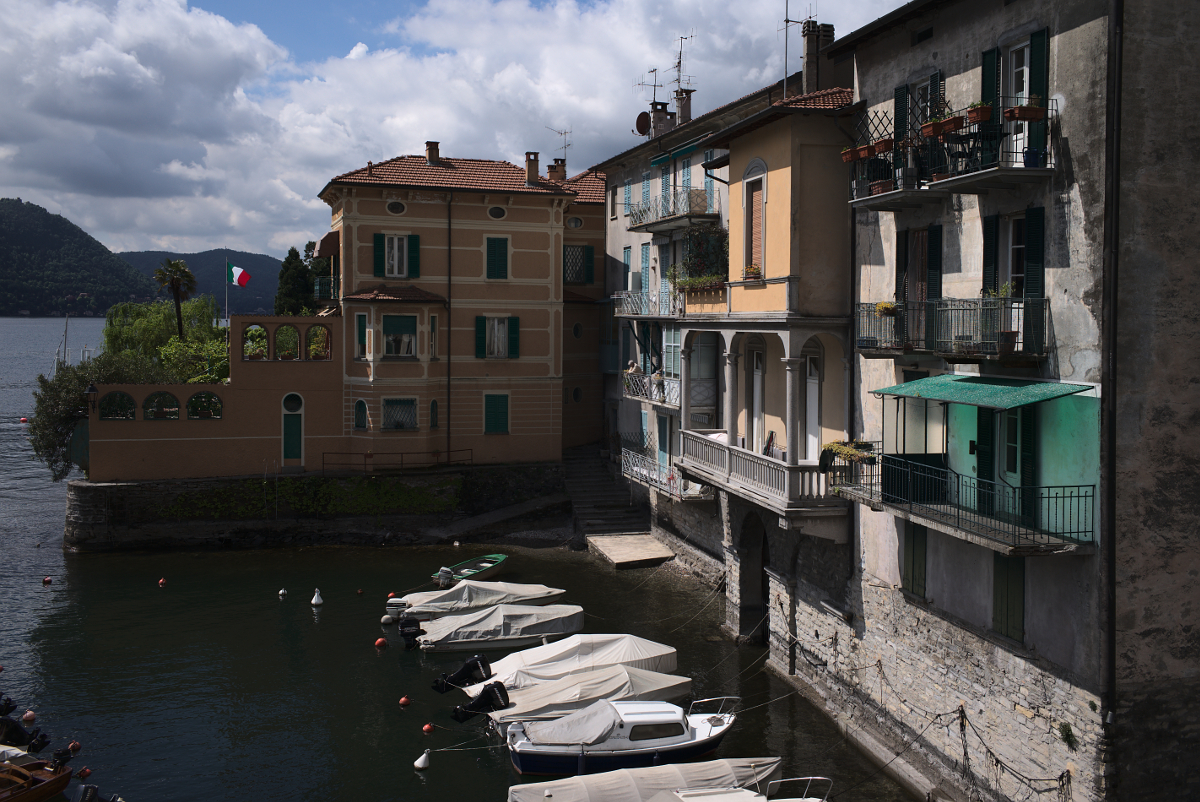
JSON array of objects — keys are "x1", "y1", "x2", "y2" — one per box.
[
  {"x1": 431, "y1": 554, "x2": 508, "y2": 587},
  {"x1": 506, "y1": 757, "x2": 783, "y2": 802},
  {"x1": 506, "y1": 697, "x2": 740, "y2": 776},
  {"x1": 451, "y1": 634, "x2": 676, "y2": 696},
  {"x1": 387, "y1": 580, "x2": 565, "y2": 621},
  {"x1": 0, "y1": 757, "x2": 73, "y2": 802},
  {"x1": 480, "y1": 664, "x2": 692, "y2": 725},
  {"x1": 644, "y1": 777, "x2": 833, "y2": 802},
  {"x1": 416, "y1": 604, "x2": 584, "y2": 652}
]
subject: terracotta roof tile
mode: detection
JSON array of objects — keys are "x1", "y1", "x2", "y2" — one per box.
[
  {"x1": 341, "y1": 284, "x2": 447, "y2": 303},
  {"x1": 774, "y1": 87, "x2": 854, "y2": 110},
  {"x1": 327, "y1": 156, "x2": 573, "y2": 195},
  {"x1": 560, "y1": 170, "x2": 606, "y2": 204}
]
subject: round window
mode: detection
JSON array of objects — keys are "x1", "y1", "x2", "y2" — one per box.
[
  {"x1": 572, "y1": 387, "x2": 582, "y2": 403},
  {"x1": 386, "y1": 201, "x2": 406, "y2": 215},
  {"x1": 283, "y1": 393, "x2": 303, "y2": 412},
  {"x1": 566, "y1": 217, "x2": 583, "y2": 229},
  {"x1": 572, "y1": 322, "x2": 583, "y2": 339},
  {"x1": 488, "y1": 206, "x2": 507, "y2": 219}
]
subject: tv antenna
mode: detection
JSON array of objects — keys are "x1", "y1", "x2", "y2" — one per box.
[
  {"x1": 634, "y1": 67, "x2": 663, "y2": 104},
  {"x1": 779, "y1": 1, "x2": 816, "y2": 100},
  {"x1": 670, "y1": 31, "x2": 696, "y2": 91},
  {"x1": 545, "y1": 126, "x2": 572, "y2": 161}
]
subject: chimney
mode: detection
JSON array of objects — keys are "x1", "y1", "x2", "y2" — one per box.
[
  {"x1": 525, "y1": 151, "x2": 540, "y2": 185},
  {"x1": 367, "y1": 160, "x2": 373, "y2": 176},
  {"x1": 674, "y1": 88, "x2": 695, "y2": 125},
  {"x1": 802, "y1": 20, "x2": 820, "y2": 95},
  {"x1": 548, "y1": 158, "x2": 567, "y2": 181},
  {"x1": 425, "y1": 141, "x2": 440, "y2": 164},
  {"x1": 650, "y1": 101, "x2": 675, "y2": 138}
]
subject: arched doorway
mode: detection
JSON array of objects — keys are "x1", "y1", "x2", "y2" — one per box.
[{"x1": 737, "y1": 512, "x2": 771, "y2": 645}]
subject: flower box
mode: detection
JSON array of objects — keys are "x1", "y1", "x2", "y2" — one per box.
[
  {"x1": 870, "y1": 179, "x2": 895, "y2": 196},
  {"x1": 967, "y1": 106, "x2": 993, "y2": 124},
  {"x1": 930, "y1": 172, "x2": 951, "y2": 183},
  {"x1": 940, "y1": 115, "x2": 965, "y2": 134},
  {"x1": 872, "y1": 137, "x2": 894, "y2": 155},
  {"x1": 920, "y1": 120, "x2": 943, "y2": 138},
  {"x1": 841, "y1": 149, "x2": 856, "y2": 163},
  {"x1": 1004, "y1": 105, "x2": 1046, "y2": 122}
]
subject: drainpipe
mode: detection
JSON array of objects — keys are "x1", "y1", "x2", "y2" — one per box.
[
  {"x1": 1100, "y1": 0, "x2": 1123, "y2": 757},
  {"x1": 447, "y1": 192, "x2": 453, "y2": 457}
]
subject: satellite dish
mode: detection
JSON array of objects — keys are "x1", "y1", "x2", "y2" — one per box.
[{"x1": 635, "y1": 111, "x2": 650, "y2": 136}]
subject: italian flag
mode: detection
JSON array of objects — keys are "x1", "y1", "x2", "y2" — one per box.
[{"x1": 227, "y1": 261, "x2": 250, "y2": 287}]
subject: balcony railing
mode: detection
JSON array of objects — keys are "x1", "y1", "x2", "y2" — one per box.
[
  {"x1": 679, "y1": 430, "x2": 844, "y2": 510},
  {"x1": 831, "y1": 444, "x2": 1094, "y2": 551},
  {"x1": 613, "y1": 289, "x2": 682, "y2": 317},
  {"x1": 628, "y1": 188, "x2": 720, "y2": 231},
  {"x1": 623, "y1": 373, "x2": 681, "y2": 406},
  {"x1": 855, "y1": 298, "x2": 1048, "y2": 359},
  {"x1": 314, "y1": 276, "x2": 339, "y2": 301}
]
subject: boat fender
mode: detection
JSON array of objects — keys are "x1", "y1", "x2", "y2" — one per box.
[
  {"x1": 69, "y1": 740, "x2": 82, "y2": 752},
  {"x1": 21, "y1": 710, "x2": 35, "y2": 723},
  {"x1": 399, "y1": 696, "x2": 411, "y2": 707},
  {"x1": 381, "y1": 615, "x2": 394, "y2": 625},
  {"x1": 387, "y1": 592, "x2": 396, "y2": 599},
  {"x1": 311, "y1": 589, "x2": 324, "y2": 606},
  {"x1": 76, "y1": 767, "x2": 92, "y2": 779},
  {"x1": 158, "y1": 578, "x2": 165, "y2": 588},
  {"x1": 422, "y1": 723, "x2": 433, "y2": 734},
  {"x1": 414, "y1": 749, "x2": 430, "y2": 770},
  {"x1": 375, "y1": 638, "x2": 388, "y2": 648}
]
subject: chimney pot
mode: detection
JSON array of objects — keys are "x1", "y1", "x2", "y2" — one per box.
[
  {"x1": 674, "y1": 88, "x2": 695, "y2": 125},
  {"x1": 525, "y1": 151, "x2": 540, "y2": 185},
  {"x1": 548, "y1": 158, "x2": 567, "y2": 181},
  {"x1": 425, "y1": 141, "x2": 440, "y2": 164},
  {"x1": 367, "y1": 160, "x2": 373, "y2": 176}
]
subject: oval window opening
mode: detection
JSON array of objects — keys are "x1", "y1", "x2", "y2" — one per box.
[
  {"x1": 283, "y1": 393, "x2": 303, "y2": 412},
  {"x1": 567, "y1": 216, "x2": 583, "y2": 229},
  {"x1": 572, "y1": 322, "x2": 583, "y2": 339},
  {"x1": 488, "y1": 206, "x2": 507, "y2": 219},
  {"x1": 387, "y1": 201, "x2": 406, "y2": 215},
  {"x1": 572, "y1": 387, "x2": 582, "y2": 403}
]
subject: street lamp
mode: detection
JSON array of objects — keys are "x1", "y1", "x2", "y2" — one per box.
[{"x1": 85, "y1": 384, "x2": 98, "y2": 412}]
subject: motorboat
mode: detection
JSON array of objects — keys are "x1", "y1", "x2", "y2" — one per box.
[
  {"x1": 431, "y1": 554, "x2": 507, "y2": 587},
  {"x1": 644, "y1": 778, "x2": 833, "y2": 802},
  {"x1": 443, "y1": 634, "x2": 676, "y2": 695},
  {"x1": 506, "y1": 758, "x2": 783, "y2": 802},
  {"x1": 386, "y1": 580, "x2": 565, "y2": 621},
  {"x1": 506, "y1": 697, "x2": 739, "y2": 776},
  {"x1": 0, "y1": 756, "x2": 73, "y2": 802},
  {"x1": 416, "y1": 604, "x2": 584, "y2": 652},
  {"x1": 451, "y1": 663, "x2": 691, "y2": 724}
]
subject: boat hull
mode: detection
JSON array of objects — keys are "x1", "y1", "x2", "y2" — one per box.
[
  {"x1": 0, "y1": 761, "x2": 72, "y2": 802},
  {"x1": 509, "y1": 732, "x2": 728, "y2": 776},
  {"x1": 430, "y1": 554, "x2": 508, "y2": 584}
]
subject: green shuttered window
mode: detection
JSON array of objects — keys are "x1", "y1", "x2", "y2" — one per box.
[
  {"x1": 484, "y1": 394, "x2": 509, "y2": 434},
  {"x1": 374, "y1": 234, "x2": 420, "y2": 278},
  {"x1": 486, "y1": 238, "x2": 508, "y2": 279},
  {"x1": 475, "y1": 316, "x2": 519, "y2": 358},
  {"x1": 993, "y1": 554, "x2": 1025, "y2": 642}
]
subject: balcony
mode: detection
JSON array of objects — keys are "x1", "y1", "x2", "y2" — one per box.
[
  {"x1": 314, "y1": 276, "x2": 339, "y2": 302},
  {"x1": 678, "y1": 430, "x2": 847, "y2": 527},
  {"x1": 628, "y1": 188, "x2": 720, "y2": 233},
  {"x1": 621, "y1": 448, "x2": 713, "y2": 502},
  {"x1": 847, "y1": 97, "x2": 1058, "y2": 211},
  {"x1": 613, "y1": 289, "x2": 682, "y2": 318},
  {"x1": 855, "y1": 298, "x2": 1048, "y2": 364},
  {"x1": 831, "y1": 444, "x2": 1094, "y2": 555},
  {"x1": 623, "y1": 373, "x2": 681, "y2": 407}
]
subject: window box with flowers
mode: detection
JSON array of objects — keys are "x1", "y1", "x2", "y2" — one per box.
[
  {"x1": 1004, "y1": 99, "x2": 1046, "y2": 122},
  {"x1": 875, "y1": 301, "x2": 898, "y2": 317},
  {"x1": 873, "y1": 137, "x2": 894, "y2": 155},
  {"x1": 966, "y1": 102, "x2": 993, "y2": 124},
  {"x1": 742, "y1": 264, "x2": 763, "y2": 281}
]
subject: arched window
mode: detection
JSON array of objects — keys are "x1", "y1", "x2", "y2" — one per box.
[
  {"x1": 98, "y1": 391, "x2": 136, "y2": 420},
  {"x1": 187, "y1": 392, "x2": 223, "y2": 420},
  {"x1": 243, "y1": 325, "x2": 267, "y2": 360},
  {"x1": 143, "y1": 391, "x2": 180, "y2": 420},
  {"x1": 306, "y1": 325, "x2": 331, "y2": 360},
  {"x1": 275, "y1": 325, "x2": 300, "y2": 360},
  {"x1": 430, "y1": 400, "x2": 439, "y2": 429},
  {"x1": 354, "y1": 399, "x2": 368, "y2": 430}
]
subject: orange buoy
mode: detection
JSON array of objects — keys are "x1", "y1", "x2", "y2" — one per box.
[
  {"x1": 42, "y1": 577, "x2": 51, "y2": 585},
  {"x1": 422, "y1": 723, "x2": 433, "y2": 734},
  {"x1": 21, "y1": 710, "x2": 35, "y2": 723},
  {"x1": 69, "y1": 741, "x2": 81, "y2": 752},
  {"x1": 357, "y1": 589, "x2": 364, "y2": 595},
  {"x1": 20, "y1": 418, "x2": 28, "y2": 423},
  {"x1": 375, "y1": 638, "x2": 387, "y2": 648},
  {"x1": 76, "y1": 767, "x2": 91, "y2": 779},
  {"x1": 158, "y1": 578, "x2": 166, "y2": 587},
  {"x1": 399, "y1": 696, "x2": 411, "y2": 707},
  {"x1": 387, "y1": 592, "x2": 396, "y2": 599}
]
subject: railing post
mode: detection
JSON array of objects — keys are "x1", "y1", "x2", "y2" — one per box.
[{"x1": 723, "y1": 351, "x2": 739, "y2": 448}]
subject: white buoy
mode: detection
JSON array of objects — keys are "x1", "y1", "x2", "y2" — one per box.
[
  {"x1": 279, "y1": 589, "x2": 287, "y2": 599},
  {"x1": 311, "y1": 588, "x2": 324, "y2": 605},
  {"x1": 381, "y1": 615, "x2": 394, "y2": 625},
  {"x1": 414, "y1": 749, "x2": 430, "y2": 770}
]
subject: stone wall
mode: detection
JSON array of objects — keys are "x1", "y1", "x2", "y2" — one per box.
[
  {"x1": 649, "y1": 490, "x2": 726, "y2": 585},
  {"x1": 64, "y1": 464, "x2": 566, "y2": 551}
]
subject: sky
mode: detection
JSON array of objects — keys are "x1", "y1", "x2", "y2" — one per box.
[{"x1": 0, "y1": 0, "x2": 909, "y2": 258}]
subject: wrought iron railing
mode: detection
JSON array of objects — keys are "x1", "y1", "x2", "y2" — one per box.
[
  {"x1": 855, "y1": 298, "x2": 1048, "y2": 358},
  {"x1": 854, "y1": 301, "x2": 929, "y2": 351},
  {"x1": 690, "y1": 378, "x2": 717, "y2": 407},
  {"x1": 622, "y1": 373, "x2": 681, "y2": 406},
  {"x1": 613, "y1": 290, "x2": 682, "y2": 317},
  {"x1": 628, "y1": 188, "x2": 720, "y2": 229},
  {"x1": 622, "y1": 448, "x2": 679, "y2": 495},
  {"x1": 619, "y1": 430, "x2": 653, "y2": 456},
  {"x1": 830, "y1": 443, "x2": 1094, "y2": 547},
  {"x1": 679, "y1": 430, "x2": 843, "y2": 507}
]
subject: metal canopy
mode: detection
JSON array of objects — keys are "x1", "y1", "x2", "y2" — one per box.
[{"x1": 873, "y1": 373, "x2": 1091, "y2": 410}]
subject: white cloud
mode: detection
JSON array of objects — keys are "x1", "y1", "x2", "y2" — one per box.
[{"x1": 0, "y1": 0, "x2": 907, "y2": 257}]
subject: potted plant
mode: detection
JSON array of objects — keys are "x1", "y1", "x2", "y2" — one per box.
[
  {"x1": 873, "y1": 137, "x2": 894, "y2": 155},
  {"x1": 875, "y1": 301, "x2": 898, "y2": 317},
  {"x1": 966, "y1": 101, "x2": 993, "y2": 124},
  {"x1": 920, "y1": 115, "x2": 944, "y2": 138},
  {"x1": 854, "y1": 145, "x2": 873, "y2": 161},
  {"x1": 743, "y1": 264, "x2": 762, "y2": 280},
  {"x1": 247, "y1": 349, "x2": 265, "y2": 360},
  {"x1": 841, "y1": 146, "x2": 856, "y2": 164},
  {"x1": 1004, "y1": 96, "x2": 1046, "y2": 122},
  {"x1": 870, "y1": 179, "x2": 895, "y2": 195},
  {"x1": 940, "y1": 113, "x2": 965, "y2": 134}
]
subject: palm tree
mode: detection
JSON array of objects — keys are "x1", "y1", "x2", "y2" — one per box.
[{"x1": 153, "y1": 258, "x2": 197, "y2": 342}]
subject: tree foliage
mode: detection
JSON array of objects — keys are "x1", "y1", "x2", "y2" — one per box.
[
  {"x1": 29, "y1": 351, "x2": 172, "y2": 481},
  {"x1": 159, "y1": 337, "x2": 230, "y2": 383},
  {"x1": 103, "y1": 296, "x2": 222, "y2": 356},
  {"x1": 153, "y1": 258, "x2": 197, "y2": 340},
  {"x1": 274, "y1": 245, "x2": 315, "y2": 316}
]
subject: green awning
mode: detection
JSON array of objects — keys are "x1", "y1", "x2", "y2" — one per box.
[
  {"x1": 872, "y1": 374, "x2": 1092, "y2": 410},
  {"x1": 650, "y1": 153, "x2": 670, "y2": 167}
]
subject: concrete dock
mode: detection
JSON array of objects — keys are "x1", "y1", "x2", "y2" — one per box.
[{"x1": 586, "y1": 534, "x2": 675, "y2": 569}]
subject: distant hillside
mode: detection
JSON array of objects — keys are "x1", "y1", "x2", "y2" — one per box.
[
  {"x1": 0, "y1": 198, "x2": 159, "y2": 317},
  {"x1": 118, "y1": 249, "x2": 282, "y2": 315}
]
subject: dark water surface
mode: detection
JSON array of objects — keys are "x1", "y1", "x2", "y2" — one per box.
[{"x1": 0, "y1": 317, "x2": 908, "y2": 801}]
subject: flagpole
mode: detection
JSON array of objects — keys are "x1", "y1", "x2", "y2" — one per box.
[{"x1": 224, "y1": 247, "x2": 229, "y2": 329}]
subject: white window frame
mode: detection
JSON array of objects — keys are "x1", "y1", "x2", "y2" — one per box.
[
  {"x1": 485, "y1": 316, "x2": 509, "y2": 358},
  {"x1": 742, "y1": 159, "x2": 767, "y2": 273},
  {"x1": 385, "y1": 234, "x2": 407, "y2": 278}
]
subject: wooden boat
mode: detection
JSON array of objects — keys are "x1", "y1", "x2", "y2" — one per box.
[
  {"x1": 431, "y1": 554, "x2": 508, "y2": 587},
  {"x1": 506, "y1": 697, "x2": 739, "y2": 776},
  {"x1": 0, "y1": 759, "x2": 72, "y2": 802}
]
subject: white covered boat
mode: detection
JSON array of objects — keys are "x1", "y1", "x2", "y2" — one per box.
[
  {"x1": 483, "y1": 664, "x2": 692, "y2": 724},
  {"x1": 416, "y1": 604, "x2": 584, "y2": 652},
  {"x1": 646, "y1": 778, "x2": 833, "y2": 802},
  {"x1": 506, "y1": 758, "x2": 783, "y2": 802},
  {"x1": 386, "y1": 580, "x2": 566, "y2": 621},
  {"x1": 459, "y1": 634, "x2": 676, "y2": 696}
]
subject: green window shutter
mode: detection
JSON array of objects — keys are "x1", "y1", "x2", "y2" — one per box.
[
  {"x1": 487, "y1": 238, "x2": 508, "y2": 279},
  {"x1": 928, "y1": 70, "x2": 942, "y2": 115},
  {"x1": 993, "y1": 554, "x2": 1025, "y2": 641},
  {"x1": 1029, "y1": 28, "x2": 1050, "y2": 154},
  {"x1": 981, "y1": 48, "x2": 1001, "y2": 168},
  {"x1": 407, "y1": 235, "x2": 420, "y2": 278},
  {"x1": 382, "y1": 315, "x2": 416, "y2": 336},
  {"x1": 977, "y1": 406, "x2": 995, "y2": 516},
  {"x1": 508, "y1": 316, "x2": 520, "y2": 358},
  {"x1": 354, "y1": 400, "x2": 367, "y2": 429},
  {"x1": 893, "y1": 85, "x2": 908, "y2": 142},
  {"x1": 485, "y1": 394, "x2": 509, "y2": 433},
  {"x1": 283, "y1": 414, "x2": 302, "y2": 459},
  {"x1": 357, "y1": 314, "x2": 367, "y2": 345},
  {"x1": 475, "y1": 316, "x2": 486, "y2": 358},
  {"x1": 584, "y1": 245, "x2": 595, "y2": 284},
  {"x1": 1024, "y1": 207, "x2": 1046, "y2": 353},
  {"x1": 1020, "y1": 406, "x2": 1038, "y2": 526},
  {"x1": 374, "y1": 233, "x2": 386, "y2": 278},
  {"x1": 982, "y1": 215, "x2": 999, "y2": 295}
]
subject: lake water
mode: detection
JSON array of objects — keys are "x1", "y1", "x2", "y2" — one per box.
[{"x1": 0, "y1": 317, "x2": 907, "y2": 801}]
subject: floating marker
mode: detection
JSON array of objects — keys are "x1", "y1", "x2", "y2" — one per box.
[
  {"x1": 414, "y1": 749, "x2": 430, "y2": 770},
  {"x1": 42, "y1": 577, "x2": 51, "y2": 586},
  {"x1": 76, "y1": 767, "x2": 91, "y2": 779},
  {"x1": 21, "y1": 710, "x2": 35, "y2": 723},
  {"x1": 279, "y1": 589, "x2": 287, "y2": 598},
  {"x1": 375, "y1": 638, "x2": 388, "y2": 648},
  {"x1": 20, "y1": 417, "x2": 28, "y2": 423},
  {"x1": 311, "y1": 589, "x2": 324, "y2": 605},
  {"x1": 387, "y1": 592, "x2": 396, "y2": 599},
  {"x1": 357, "y1": 589, "x2": 364, "y2": 595},
  {"x1": 399, "y1": 696, "x2": 411, "y2": 707},
  {"x1": 453, "y1": 541, "x2": 460, "y2": 547},
  {"x1": 158, "y1": 578, "x2": 166, "y2": 588},
  {"x1": 69, "y1": 741, "x2": 81, "y2": 752},
  {"x1": 422, "y1": 723, "x2": 433, "y2": 734}
]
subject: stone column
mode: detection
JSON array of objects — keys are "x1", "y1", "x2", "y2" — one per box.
[
  {"x1": 723, "y1": 351, "x2": 740, "y2": 447},
  {"x1": 782, "y1": 358, "x2": 803, "y2": 466},
  {"x1": 679, "y1": 346, "x2": 693, "y2": 431}
]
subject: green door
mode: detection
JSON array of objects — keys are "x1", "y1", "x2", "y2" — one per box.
[{"x1": 283, "y1": 414, "x2": 302, "y2": 459}]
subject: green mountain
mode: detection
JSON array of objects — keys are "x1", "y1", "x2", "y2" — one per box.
[
  {"x1": 118, "y1": 250, "x2": 282, "y2": 315},
  {"x1": 0, "y1": 198, "x2": 159, "y2": 317}
]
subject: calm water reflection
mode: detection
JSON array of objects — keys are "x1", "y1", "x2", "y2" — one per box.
[{"x1": 0, "y1": 318, "x2": 908, "y2": 801}]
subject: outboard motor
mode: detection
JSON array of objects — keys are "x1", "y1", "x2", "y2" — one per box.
[
  {"x1": 48, "y1": 747, "x2": 74, "y2": 771},
  {"x1": 437, "y1": 567, "x2": 455, "y2": 588},
  {"x1": 384, "y1": 598, "x2": 409, "y2": 619},
  {"x1": 0, "y1": 715, "x2": 46, "y2": 750},
  {"x1": 397, "y1": 617, "x2": 426, "y2": 649},
  {"x1": 450, "y1": 681, "x2": 509, "y2": 723},
  {"x1": 0, "y1": 695, "x2": 15, "y2": 717},
  {"x1": 432, "y1": 654, "x2": 493, "y2": 694},
  {"x1": 72, "y1": 784, "x2": 126, "y2": 802}
]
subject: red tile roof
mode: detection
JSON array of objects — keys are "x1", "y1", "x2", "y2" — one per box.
[
  {"x1": 341, "y1": 284, "x2": 447, "y2": 303},
  {"x1": 560, "y1": 170, "x2": 606, "y2": 204},
  {"x1": 325, "y1": 156, "x2": 575, "y2": 196},
  {"x1": 774, "y1": 87, "x2": 854, "y2": 110}
]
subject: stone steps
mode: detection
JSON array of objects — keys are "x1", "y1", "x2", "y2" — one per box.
[{"x1": 563, "y1": 446, "x2": 649, "y2": 536}]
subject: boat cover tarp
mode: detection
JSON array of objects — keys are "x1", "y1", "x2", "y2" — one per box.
[
  {"x1": 399, "y1": 580, "x2": 565, "y2": 617},
  {"x1": 417, "y1": 604, "x2": 584, "y2": 649},
  {"x1": 507, "y1": 759, "x2": 783, "y2": 802},
  {"x1": 463, "y1": 634, "x2": 677, "y2": 696},
  {"x1": 490, "y1": 666, "x2": 690, "y2": 724},
  {"x1": 523, "y1": 699, "x2": 625, "y2": 744}
]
